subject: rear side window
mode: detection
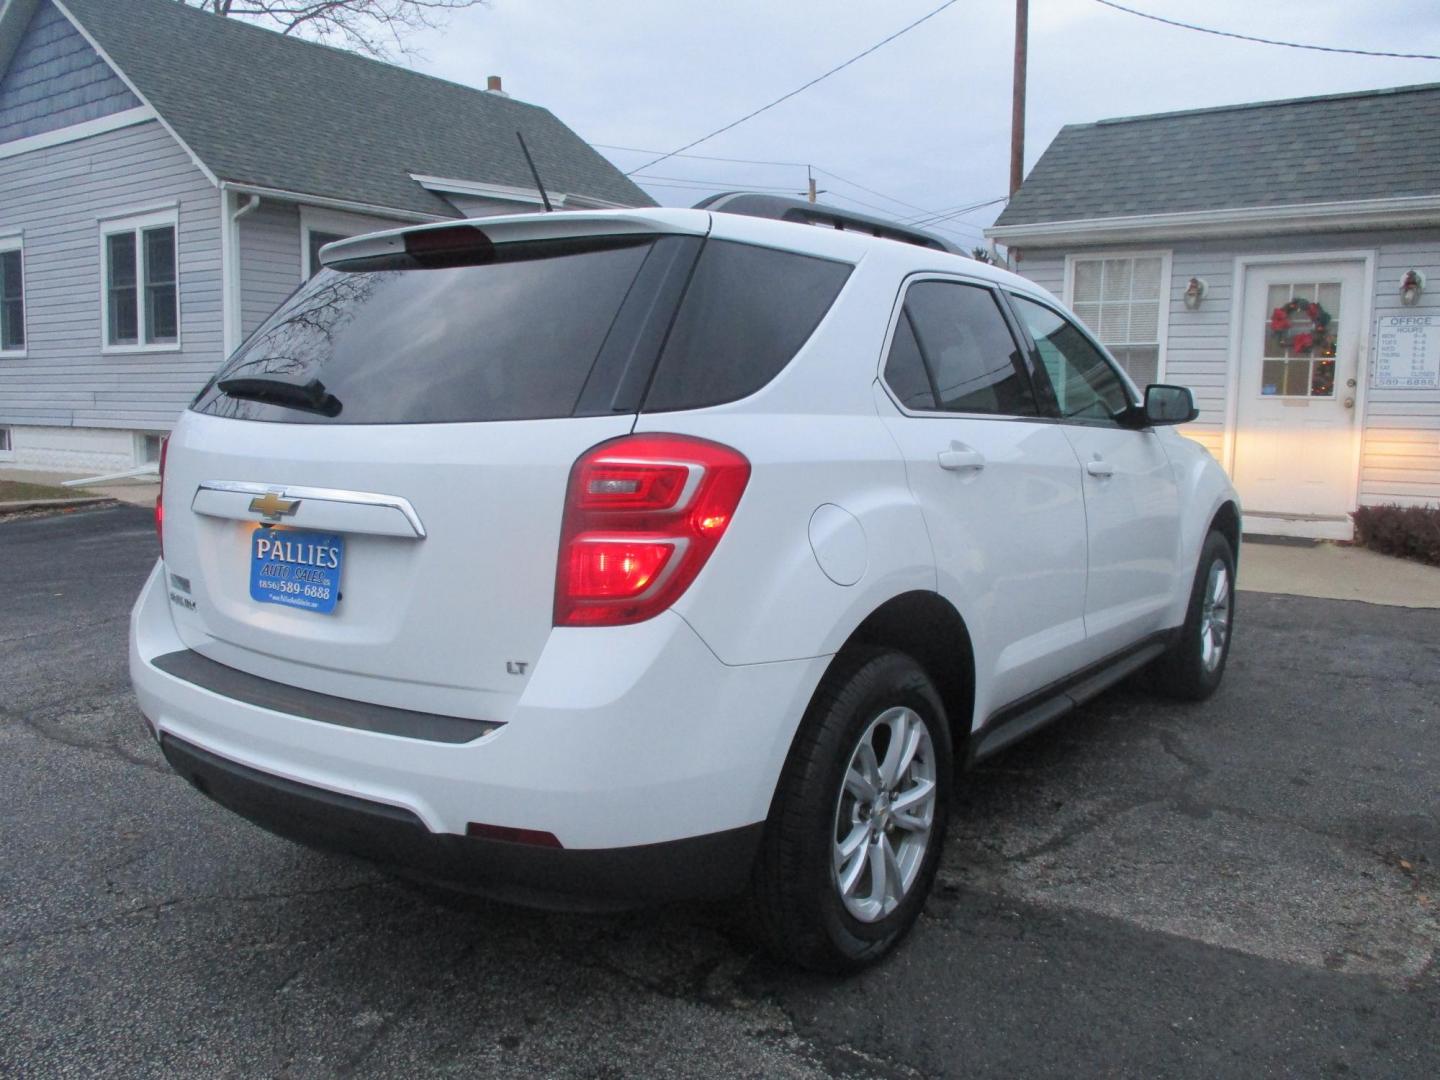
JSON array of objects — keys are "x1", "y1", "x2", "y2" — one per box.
[
  {"x1": 193, "y1": 237, "x2": 657, "y2": 424},
  {"x1": 640, "y1": 240, "x2": 851, "y2": 412},
  {"x1": 884, "y1": 280, "x2": 1037, "y2": 416}
]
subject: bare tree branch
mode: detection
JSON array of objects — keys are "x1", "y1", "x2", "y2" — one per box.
[{"x1": 175, "y1": 0, "x2": 486, "y2": 60}]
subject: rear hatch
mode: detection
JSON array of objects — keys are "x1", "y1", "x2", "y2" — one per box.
[
  {"x1": 162, "y1": 214, "x2": 707, "y2": 722},
  {"x1": 159, "y1": 210, "x2": 856, "y2": 724}
]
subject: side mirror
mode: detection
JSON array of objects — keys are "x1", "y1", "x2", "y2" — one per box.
[{"x1": 1140, "y1": 383, "x2": 1198, "y2": 426}]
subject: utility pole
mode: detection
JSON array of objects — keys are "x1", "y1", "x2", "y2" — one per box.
[
  {"x1": 807, "y1": 166, "x2": 818, "y2": 204},
  {"x1": 1010, "y1": 0, "x2": 1028, "y2": 197}
]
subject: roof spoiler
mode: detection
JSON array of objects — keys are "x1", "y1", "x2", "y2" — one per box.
[
  {"x1": 318, "y1": 209, "x2": 710, "y2": 271},
  {"x1": 692, "y1": 192, "x2": 962, "y2": 255}
]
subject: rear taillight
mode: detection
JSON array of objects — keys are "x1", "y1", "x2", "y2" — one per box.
[
  {"x1": 554, "y1": 433, "x2": 750, "y2": 627},
  {"x1": 155, "y1": 435, "x2": 168, "y2": 555}
]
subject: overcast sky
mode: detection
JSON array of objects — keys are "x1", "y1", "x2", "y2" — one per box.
[{"x1": 395, "y1": 0, "x2": 1440, "y2": 249}]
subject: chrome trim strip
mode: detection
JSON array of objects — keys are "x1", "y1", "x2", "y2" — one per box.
[{"x1": 195, "y1": 480, "x2": 427, "y2": 539}]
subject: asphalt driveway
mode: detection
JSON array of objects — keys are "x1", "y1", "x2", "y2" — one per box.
[{"x1": 2, "y1": 505, "x2": 1436, "y2": 1078}]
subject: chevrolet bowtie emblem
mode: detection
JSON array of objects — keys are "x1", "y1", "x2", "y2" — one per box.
[{"x1": 249, "y1": 491, "x2": 300, "y2": 521}]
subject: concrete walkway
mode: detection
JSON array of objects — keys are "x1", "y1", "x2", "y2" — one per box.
[
  {"x1": 0, "y1": 467, "x2": 157, "y2": 508},
  {"x1": 1240, "y1": 538, "x2": 1440, "y2": 609}
]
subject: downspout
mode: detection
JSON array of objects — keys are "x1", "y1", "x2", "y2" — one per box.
[{"x1": 219, "y1": 183, "x2": 261, "y2": 356}]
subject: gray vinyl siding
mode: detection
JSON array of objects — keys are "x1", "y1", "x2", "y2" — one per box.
[
  {"x1": 1019, "y1": 229, "x2": 1440, "y2": 508},
  {"x1": 1014, "y1": 254, "x2": 1064, "y2": 298},
  {"x1": 0, "y1": 0, "x2": 140, "y2": 144},
  {"x1": 1365, "y1": 233, "x2": 1440, "y2": 507},
  {"x1": 237, "y1": 200, "x2": 301, "y2": 339},
  {"x1": 0, "y1": 119, "x2": 220, "y2": 430}
]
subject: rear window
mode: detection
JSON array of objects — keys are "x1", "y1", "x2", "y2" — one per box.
[
  {"x1": 640, "y1": 240, "x2": 852, "y2": 412},
  {"x1": 193, "y1": 237, "x2": 658, "y2": 425},
  {"x1": 192, "y1": 233, "x2": 852, "y2": 425}
]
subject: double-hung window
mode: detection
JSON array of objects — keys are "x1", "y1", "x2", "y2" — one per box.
[
  {"x1": 0, "y1": 236, "x2": 24, "y2": 355},
  {"x1": 1067, "y1": 253, "x2": 1168, "y2": 388},
  {"x1": 102, "y1": 211, "x2": 179, "y2": 350}
]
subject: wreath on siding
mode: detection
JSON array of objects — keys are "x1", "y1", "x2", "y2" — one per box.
[{"x1": 1269, "y1": 298, "x2": 1335, "y2": 357}]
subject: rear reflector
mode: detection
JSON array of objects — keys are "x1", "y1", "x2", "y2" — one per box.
[
  {"x1": 155, "y1": 435, "x2": 169, "y2": 555},
  {"x1": 465, "y1": 822, "x2": 563, "y2": 848},
  {"x1": 554, "y1": 433, "x2": 750, "y2": 627}
]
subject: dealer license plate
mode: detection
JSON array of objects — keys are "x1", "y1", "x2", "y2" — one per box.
[{"x1": 249, "y1": 528, "x2": 344, "y2": 614}]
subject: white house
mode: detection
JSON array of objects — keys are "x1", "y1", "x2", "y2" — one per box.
[
  {"x1": 0, "y1": 0, "x2": 651, "y2": 474},
  {"x1": 988, "y1": 84, "x2": 1440, "y2": 539}
]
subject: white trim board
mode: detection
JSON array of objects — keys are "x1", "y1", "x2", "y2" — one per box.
[
  {"x1": 0, "y1": 106, "x2": 156, "y2": 160},
  {"x1": 987, "y1": 195, "x2": 1440, "y2": 247}
]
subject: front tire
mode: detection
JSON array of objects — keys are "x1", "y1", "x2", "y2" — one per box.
[
  {"x1": 1152, "y1": 530, "x2": 1236, "y2": 701},
  {"x1": 751, "y1": 648, "x2": 952, "y2": 973}
]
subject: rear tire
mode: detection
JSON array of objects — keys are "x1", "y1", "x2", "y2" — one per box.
[
  {"x1": 750, "y1": 648, "x2": 952, "y2": 973},
  {"x1": 1151, "y1": 530, "x2": 1235, "y2": 701}
]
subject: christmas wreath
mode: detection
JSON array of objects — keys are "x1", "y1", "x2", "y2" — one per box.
[{"x1": 1269, "y1": 297, "x2": 1334, "y2": 357}]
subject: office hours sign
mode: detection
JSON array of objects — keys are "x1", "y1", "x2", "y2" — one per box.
[{"x1": 1374, "y1": 315, "x2": 1440, "y2": 389}]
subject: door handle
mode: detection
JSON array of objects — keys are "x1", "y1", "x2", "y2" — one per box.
[
  {"x1": 1085, "y1": 458, "x2": 1115, "y2": 478},
  {"x1": 938, "y1": 448, "x2": 985, "y2": 472}
]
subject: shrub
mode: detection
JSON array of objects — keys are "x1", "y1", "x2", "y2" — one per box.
[{"x1": 1350, "y1": 503, "x2": 1440, "y2": 567}]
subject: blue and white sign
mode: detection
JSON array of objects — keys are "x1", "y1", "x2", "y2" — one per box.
[
  {"x1": 250, "y1": 529, "x2": 344, "y2": 614},
  {"x1": 1374, "y1": 315, "x2": 1440, "y2": 389}
]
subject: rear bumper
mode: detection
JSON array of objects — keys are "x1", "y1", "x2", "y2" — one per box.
[
  {"x1": 160, "y1": 733, "x2": 762, "y2": 908},
  {"x1": 130, "y1": 561, "x2": 829, "y2": 904}
]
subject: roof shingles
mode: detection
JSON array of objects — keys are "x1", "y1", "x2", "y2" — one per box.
[
  {"x1": 55, "y1": 0, "x2": 653, "y2": 216},
  {"x1": 995, "y1": 83, "x2": 1440, "y2": 228}
]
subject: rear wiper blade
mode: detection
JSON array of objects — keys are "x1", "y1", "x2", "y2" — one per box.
[{"x1": 217, "y1": 375, "x2": 342, "y2": 418}]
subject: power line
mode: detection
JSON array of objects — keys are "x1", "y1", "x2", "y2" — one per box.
[
  {"x1": 604, "y1": 145, "x2": 949, "y2": 220},
  {"x1": 596, "y1": 144, "x2": 809, "y2": 168},
  {"x1": 625, "y1": 0, "x2": 965, "y2": 174},
  {"x1": 633, "y1": 173, "x2": 800, "y2": 193},
  {"x1": 1091, "y1": 0, "x2": 1440, "y2": 61},
  {"x1": 810, "y1": 167, "x2": 938, "y2": 217},
  {"x1": 902, "y1": 196, "x2": 1010, "y2": 226}
]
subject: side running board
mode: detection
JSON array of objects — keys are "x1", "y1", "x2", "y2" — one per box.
[{"x1": 970, "y1": 636, "x2": 1170, "y2": 764}]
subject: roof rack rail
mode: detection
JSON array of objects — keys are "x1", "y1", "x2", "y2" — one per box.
[{"x1": 691, "y1": 192, "x2": 963, "y2": 256}]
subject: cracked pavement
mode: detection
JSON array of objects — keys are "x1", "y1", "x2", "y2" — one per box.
[{"x1": 2, "y1": 505, "x2": 1437, "y2": 1078}]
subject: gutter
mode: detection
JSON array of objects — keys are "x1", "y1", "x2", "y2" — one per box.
[
  {"x1": 985, "y1": 193, "x2": 1440, "y2": 247},
  {"x1": 223, "y1": 183, "x2": 449, "y2": 224}
]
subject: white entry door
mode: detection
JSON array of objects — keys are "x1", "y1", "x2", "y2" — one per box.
[{"x1": 1232, "y1": 260, "x2": 1365, "y2": 539}]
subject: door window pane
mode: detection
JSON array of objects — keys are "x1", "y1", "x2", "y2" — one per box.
[
  {"x1": 107, "y1": 233, "x2": 138, "y2": 345},
  {"x1": 1011, "y1": 295, "x2": 1132, "y2": 424},
  {"x1": 0, "y1": 249, "x2": 22, "y2": 351},
  {"x1": 889, "y1": 281, "x2": 1037, "y2": 416},
  {"x1": 1069, "y1": 255, "x2": 1165, "y2": 387},
  {"x1": 883, "y1": 311, "x2": 936, "y2": 410},
  {"x1": 1259, "y1": 280, "x2": 1339, "y2": 398}
]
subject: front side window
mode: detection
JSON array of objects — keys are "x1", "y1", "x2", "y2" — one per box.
[
  {"x1": 883, "y1": 280, "x2": 1037, "y2": 416},
  {"x1": 0, "y1": 242, "x2": 24, "y2": 353},
  {"x1": 1011, "y1": 294, "x2": 1131, "y2": 424},
  {"x1": 1069, "y1": 255, "x2": 1164, "y2": 386},
  {"x1": 103, "y1": 215, "x2": 178, "y2": 348}
]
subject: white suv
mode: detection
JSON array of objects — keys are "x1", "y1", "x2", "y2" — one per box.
[{"x1": 130, "y1": 202, "x2": 1239, "y2": 971}]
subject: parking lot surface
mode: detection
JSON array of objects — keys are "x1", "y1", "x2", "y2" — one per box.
[{"x1": 3, "y1": 505, "x2": 1437, "y2": 1078}]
